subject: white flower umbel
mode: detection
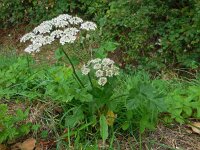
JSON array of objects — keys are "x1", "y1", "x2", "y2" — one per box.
[
  {"x1": 20, "y1": 14, "x2": 97, "y2": 53},
  {"x1": 33, "y1": 21, "x2": 53, "y2": 34},
  {"x1": 98, "y1": 77, "x2": 107, "y2": 86},
  {"x1": 93, "y1": 63, "x2": 101, "y2": 70},
  {"x1": 80, "y1": 21, "x2": 97, "y2": 31},
  {"x1": 50, "y1": 30, "x2": 64, "y2": 38},
  {"x1": 81, "y1": 65, "x2": 90, "y2": 75},
  {"x1": 105, "y1": 70, "x2": 113, "y2": 77},
  {"x1": 20, "y1": 32, "x2": 36, "y2": 43},
  {"x1": 68, "y1": 16, "x2": 83, "y2": 25},
  {"x1": 81, "y1": 58, "x2": 119, "y2": 86},
  {"x1": 60, "y1": 34, "x2": 77, "y2": 45},
  {"x1": 95, "y1": 70, "x2": 104, "y2": 77}
]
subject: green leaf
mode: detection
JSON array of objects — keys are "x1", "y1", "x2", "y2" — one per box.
[
  {"x1": 41, "y1": 130, "x2": 48, "y2": 139},
  {"x1": 94, "y1": 41, "x2": 119, "y2": 58},
  {"x1": 65, "y1": 107, "x2": 84, "y2": 128},
  {"x1": 126, "y1": 110, "x2": 133, "y2": 120},
  {"x1": 122, "y1": 122, "x2": 130, "y2": 131},
  {"x1": 32, "y1": 124, "x2": 40, "y2": 131},
  {"x1": 100, "y1": 115, "x2": 108, "y2": 143},
  {"x1": 75, "y1": 89, "x2": 93, "y2": 102},
  {"x1": 15, "y1": 109, "x2": 29, "y2": 122},
  {"x1": 183, "y1": 106, "x2": 192, "y2": 117},
  {"x1": 103, "y1": 41, "x2": 119, "y2": 52},
  {"x1": 19, "y1": 123, "x2": 31, "y2": 135},
  {"x1": 139, "y1": 114, "x2": 155, "y2": 133}
]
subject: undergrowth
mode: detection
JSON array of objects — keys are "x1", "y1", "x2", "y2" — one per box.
[{"x1": 0, "y1": 54, "x2": 200, "y2": 149}]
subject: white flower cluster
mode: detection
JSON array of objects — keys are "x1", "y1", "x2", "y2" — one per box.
[
  {"x1": 81, "y1": 58, "x2": 119, "y2": 86},
  {"x1": 80, "y1": 21, "x2": 97, "y2": 31},
  {"x1": 20, "y1": 14, "x2": 97, "y2": 53}
]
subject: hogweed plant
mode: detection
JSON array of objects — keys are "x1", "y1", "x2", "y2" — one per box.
[
  {"x1": 20, "y1": 14, "x2": 122, "y2": 144},
  {"x1": 20, "y1": 14, "x2": 97, "y2": 87}
]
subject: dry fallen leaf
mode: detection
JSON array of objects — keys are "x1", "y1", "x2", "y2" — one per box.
[
  {"x1": 189, "y1": 122, "x2": 200, "y2": 134},
  {"x1": 39, "y1": 140, "x2": 56, "y2": 149},
  {"x1": 0, "y1": 144, "x2": 8, "y2": 150},
  {"x1": 35, "y1": 143, "x2": 43, "y2": 150},
  {"x1": 19, "y1": 138, "x2": 36, "y2": 150},
  {"x1": 106, "y1": 110, "x2": 116, "y2": 126},
  {"x1": 11, "y1": 142, "x2": 22, "y2": 150}
]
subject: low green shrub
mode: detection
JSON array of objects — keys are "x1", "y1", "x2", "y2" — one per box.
[
  {"x1": 165, "y1": 85, "x2": 200, "y2": 123},
  {"x1": 0, "y1": 57, "x2": 46, "y2": 100},
  {"x1": 0, "y1": 104, "x2": 31, "y2": 143},
  {"x1": 1, "y1": 54, "x2": 200, "y2": 146}
]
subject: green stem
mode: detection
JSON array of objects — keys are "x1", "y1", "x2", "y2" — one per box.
[
  {"x1": 60, "y1": 47, "x2": 84, "y2": 88},
  {"x1": 88, "y1": 73, "x2": 93, "y2": 88}
]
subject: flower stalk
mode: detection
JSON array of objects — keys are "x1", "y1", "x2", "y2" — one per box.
[
  {"x1": 60, "y1": 46, "x2": 84, "y2": 88},
  {"x1": 88, "y1": 73, "x2": 94, "y2": 88}
]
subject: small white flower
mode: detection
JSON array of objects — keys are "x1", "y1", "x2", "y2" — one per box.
[
  {"x1": 69, "y1": 16, "x2": 83, "y2": 25},
  {"x1": 44, "y1": 36, "x2": 55, "y2": 44},
  {"x1": 81, "y1": 21, "x2": 97, "y2": 31},
  {"x1": 64, "y1": 27, "x2": 79, "y2": 36},
  {"x1": 33, "y1": 21, "x2": 53, "y2": 34},
  {"x1": 113, "y1": 66, "x2": 119, "y2": 75},
  {"x1": 105, "y1": 70, "x2": 113, "y2": 77},
  {"x1": 51, "y1": 19, "x2": 69, "y2": 28},
  {"x1": 81, "y1": 65, "x2": 90, "y2": 75},
  {"x1": 51, "y1": 14, "x2": 71, "y2": 28},
  {"x1": 31, "y1": 35, "x2": 54, "y2": 46},
  {"x1": 95, "y1": 70, "x2": 104, "y2": 77},
  {"x1": 102, "y1": 65, "x2": 109, "y2": 71},
  {"x1": 60, "y1": 35, "x2": 77, "y2": 45},
  {"x1": 93, "y1": 63, "x2": 101, "y2": 70},
  {"x1": 20, "y1": 32, "x2": 36, "y2": 42},
  {"x1": 24, "y1": 43, "x2": 41, "y2": 53},
  {"x1": 50, "y1": 30, "x2": 64, "y2": 38},
  {"x1": 57, "y1": 14, "x2": 72, "y2": 20},
  {"x1": 102, "y1": 58, "x2": 114, "y2": 66},
  {"x1": 98, "y1": 77, "x2": 107, "y2": 86}
]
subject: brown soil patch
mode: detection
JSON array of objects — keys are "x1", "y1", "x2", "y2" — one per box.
[{"x1": 110, "y1": 124, "x2": 200, "y2": 150}]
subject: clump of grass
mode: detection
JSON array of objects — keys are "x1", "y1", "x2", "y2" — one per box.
[{"x1": 0, "y1": 46, "x2": 18, "y2": 69}]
